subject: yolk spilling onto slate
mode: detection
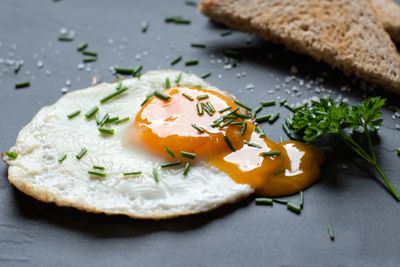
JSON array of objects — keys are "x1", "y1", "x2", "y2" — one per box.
[{"x1": 132, "y1": 86, "x2": 324, "y2": 197}]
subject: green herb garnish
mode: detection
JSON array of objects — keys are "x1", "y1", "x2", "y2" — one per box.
[
  {"x1": 171, "y1": 56, "x2": 182, "y2": 66},
  {"x1": 153, "y1": 167, "x2": 159, "y2": 182},
  {"x1": 85, "y1": 106, "x2": 99, "y2": 119},
  {"x1": 191, "y1": 123, "x2": 205, "y2": 133},
  {"x1": 93, "y1": 165, "x2": 105, "y2": 170},
  {"x1": 255, "y1": 198, "x2": 273, "y2": 205},
  {"x1": 224, "y1": 135, "x2": 236, "y2": 152},
  {"x1": 180, "y1": 151, "x2": 196, "y2": 159},
  {"x1": 175, "y1": 73, "x2": 183, "y2": 84},
  {"x1": 82, "y1": 51, "x2": 97, "y2": 57},
  {"x1": 253, "y1": 105, "x2": 263, "y2": 117},
  {"x1": 244, "y1": 141, "x2": 262, "y2": 148},
  {"x1": 115, "y1": 117, "x2": 130, "y2": 124},
  {"x1": 164, "y1": 146, "x2": 176, "y2": 158},
  {"x1": 58, "y1": 36, "x2": 74, "y2": 42},
  {"x1": 272, "y1": 199, "x2": 288, "y2": 204},
  {"x1": 67, "y1": 110, "x2": 81, "y2": 119},
  {"x1": 5, "y1": 151, "x2": 18, "y2": 159},
  {"x1": 185, "y1": 59, "x2": 198, "y2": 66},
  {"x1": 200, "y1": 72, "x2": 211, "y2": 79},
  {"x1": 123, "y1": 171, "x2": 142, "y2": 176},
  {"x1": 98, "y1": 127, "x2": 114, "y2": 135},
  {"x1": 219, "y1": 106, "x2": 232, "y2": 113},
  {"x1": 191, "y1": 43, "x2": 206, "y2": 48},
  {"x1": 15, "y1": 81, "x2": 30, "y2": 89},
  {"x1": 269, "y1": 112, "x2": 280, "y2": 124},
  {"x1": 165, "y1": 16, "x2": 191, "y2": 24},
  {"x1": 183, "y1": 162, "x2": 190, "y2": 176},
  {"x1": 58, "y1": 154, "x2": 67, "y2": 163},
  {"x1": 234, "y1": 100, "x2": 252, "y2": 111},
  {"x1": 255, "y1": 126, "x2": 266, "y2": 137},
  {"x1": 77, "y1": 42, "x2": 88, "y2": 51},
  {"x1": 262, "y1": 100, "x2": 276, "y2": 107},
  {"x1": 99, "y1": 114, "x2": 109, "y2": 127},
  {"x1": 161, "y1": 161, "x2": 182, "y2": 168},
  {"x1": 397, "y1": 148, "x2": 400, "y2": 156},
  {"x1": 142, "y1": 20, "x2": 149, "y2": 32},
  {"x1": 223, "y1": 49, "x2": 239, "y2": 58},
  {"x1": 185, "y1": 0, "x2": 197, "y2": 6},
  {"x1": 286, "y1": 202, "x2": 301, "y2": 214},
  {"x1": 100, "y1": 87, "x2": 128, "y2": 104},
  {"x1": 154, "y1": 91, "x2": 170, "y2": 101},
  {"x1": 182, "y1": 93, "x2": 194, "y2": 101},
  {"x1": 300, "y1": 191, "x2": 304, "y2": 209},
  {"x1": 83, "y1": 57, "x2": 97, "y2": 63},
  {"x1": 114, "y1": 67, "x2": 134, "y2": 75},
  {"x1": 220, "y1": 119, "x2": 232, "y2": 128},
  {"x1": 202, "y1": 103, "x2": 213, "y2": 116},
  {"x1": 261, "y1": 151, "x2": 281, "y2": 157},
  {"x1": 165, "y1": 77, "x2": 171, "y2": 89},
  {"x1": 197, "y1": 103, "x2": 204, "y2": 115},
  {"x1": 197, "y1": 94, "x2": 209, "y2": 100},
  {"x1": 76, "y1": 148, "x2": 87, "y2": 160},
  {"x1": 14, "y1": 61, "x2": 22, "y2": 73},
  {"x1": 328, "y1": 225, "x2": 335, "y2": 241},
  {"x1": 220, "y1": 30, "x2": 233, "y2": 37},
  {"x1": 279, "y1": 99, "x2": 287, "y2": 105},
  {"x1": 88, "y1": 171, "x2": 106, "y2": 177},
  {"x1": 240, "y1": 122, "x2": 247, "y2": 136},
  {"x1": 255, "y1": 114, "x2": 271, "y2": 123}
]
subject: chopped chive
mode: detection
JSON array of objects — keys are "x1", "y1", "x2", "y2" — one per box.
[
  {"x1": 262, "y1": 100, "x2": 276, "y2": 107},
  {"x1": 95, "y1": 114, "x2": 100, "y2": 126},
  {"x1": 197, "y1": 94, "x2": 209, "y2": 100},
  {"x1": 213, "y1": 117, "x2": 225, "y2": 124},
  {"x1": 294, "y1": 103, "x2": 308, "y2": 111},
  {"x1": 300, "y1": 191, "x2": 304, "y2": 209},
  {"x1": 141, "y1": 20, "x2": 149, "y2": 32},
  {"x1": 279, "y1": 99, "x2": 287, "y2": 105},
  {"x1": 185, "y1": 0, "x2": 197, "y2": 6},
  {"x1": 227, "y1": 107, "x2": 240, "y2": 116},
  {"x1": 285, "y1": 116, "x2": 293, "y2": 127},
  {"x1": 180, "y1": 151, "x2": 196, "y2": 159},
  {"x1": 100, "y1": 87, "x2": 128, "y2": 104},
  {"x1": 255, "y1": 114, "x2": 271, "y2": 123},
  {"x1": 114, "y1": 67, "x2": 134, "y2": 75},
  {"x1": 182, "y1": 93, "x2": 194, "y2": 101},
  {"x1": 255, "y1": 198, "x2": 273, "y2": 205},
  {"x1": 273, "y1": 199, "x2": 288, "y2": 204},
  {"x1": 77, "y1": 42, "x2": 88, "y2": 51},
  {"x1": 14, "y1": 61, "x2": 22, "y2": 73},
  {"x1": 154, "y1": 91, "x2": 170, "y2": 101},
  {"x1": 197, "y1": 103, "x2": 204, "y2": 115},
  {"x1": 164, "y1": 146, "x2": 176, "y2": 158},
  {"x1": 93, "y1": 165, "x2": 105, "y2": 170},
  {"x1": 224, "y1": 135, "x2": 236, "y2": 152},
  {"x1": 175, "y1": 73, "x2": 183, "y2": 84},
  {"x1": 230, "y1": 121, "x2": 244, "y2": 125},
  {"x1": 82, "y1": 51, "x2": 97, "y2": 57},
  {"x1": 191, "y1": 43, "x2": 206, "y2": 48},
  {"x1": 223, "y1": 49, "x2": 239, "y2": 58},
  {"x1": 202, "y1": 103, "x2": 213, "y2": 116},
  {"x1": 282, "y1": 123, "x2": 298, "y2": 140},
  {"x1": 219, "y1": 106, "x2": 232, "y2": 113},
  {"x1": 165, "y1": 16, "x2": 191, "y2": 24},
  {"x1": 183, "y1": 162, "x2": 190, "y2": 176},
  {"x1": 328, "y1": 225, "x2": 335, "y2": 241},
  {"x1": 141, "y1": 93, "x2": 154, "y2": 106},
  {"x1": 152, "y1": 167, "x2": 159, "y2": 182},
  {"x1": 15, "y1": 81, "x2": 30, "y2": 89},
  {"x1": 200, "y1": 72, "x2": 211, "y2": 79},
  {"x1": 240, "y1": 122, "x2": 247, "y2": 136},
  {"x1": 220, "y1": 119, "x2": 233, "y2": 128},
  {"x1": 233, "y1": 113, "x2": 251, "y2": 119},
  {"x1": 58, "y1": 36, "x2": 74, "y2": 41},
  {"x1": 88, "y1": 171, "x2": 106, "y2": 177},
  {"x1": 67, "y1": 110, "x2": 81, "y2": 119},
  {"x1": 244, "y1": 141, "x2": 262, "y2": 148},
  {"x1": 171, "y1": 56, "x2": 182, "y2": 66},
  {"x1": 85, "y1": 106, "x2": 99, "y2": 119},
  {"x1": 397, "y1": 148, "x2": 400, "y2": 156},
  {"x1": 280, "y1": 136, "x2": 284, "y2": 142},
  {"x1": 133, "y1": 65, "x2": 143, "y2": 77},
  {"x1": 83, "y1": 57, "x2": 97, "y2": 63},
  {"x1": 253, "y1": 105, "x2": 263, "y2": 117},
  {"x1": 116, "y1": 80, "x2": 122, "y2": 90},
  {"x1": 5, "y1": 151, "x2": 18, "y2": 159},
  {"x1": 76, "y1": 148, "x2": 87, "y2": 160},
  {"x1": 261, "y1": 151, "x2": 281, "y2": 157},
  {"x1": 286, "y1": 202, "x2": 301, "y2": 214},
  {"x1": 274, "y1": 168, "x2": 285, "y2": 175},
  {"x1": 220, "y1": 30, "x2": 233, "y2": 37},
  {"x1": 223, "y1": 115, "x2": 237, "y2": 120},
  {"x1": 105, "y1": 116, "x2": 119, "y2": 124},
  {"x1": 205, "y1": 102, "x2": 215, "y2": 112},
  {"x1": 255, "y1": 126, "x2": 266, "y2": 137},
  {"x1": 165, "y1": 77, "x2": 171, "y2": 89},
  {"x1": 123, "y1": 171, "x2": 142, "y2": 176},
  {"x1": 161, "y1": 161, "x2": 182, "y2": 168},
  {"x1": 284, "y1": 104, "x2": 296, "y2": 112},
  {"x1": 115, "y1": 117, "x2": 130, "y2": 124},
  {"x1": 185, "y1": 59, "x2": 198, "y2": 66},
  {"x1": 57, "y1": 154, "x2": 67, "y2": 163},
  {"x1": 99, "y1": 114, "x2": 109, "y2": 127},
  {"x1": 191, "y1": 123, "x2": 205, "y2": 133},
  {"x1": 269, "y1": 113, "x2": 280, "y2": 124},
  {"x1": 234, "y1": 100, "x2": 252, "y2": 111},
  {"x1": 98, "y1": 127, "x2": 115, "y2": 135}
]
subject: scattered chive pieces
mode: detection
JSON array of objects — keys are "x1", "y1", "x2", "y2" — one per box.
[
  {"x1": 191, "y1": 43, "x2": 206, "y2": 48},
  {"x1": 180, "y1": 151, "x2": 196, "y2": 159},
  {"x1": 227, "y1": 107, "x2": 240, "y2": 116},
  {"x1": 197, "y1": 94, "x2": 209, "y2": 100},
  {"x1": 165, "y1": 77, "x2": 171, "y2": 89},
  {"x1": 115, "y1": 117, "x2": 130, "y2": 124},
  {"x1": 202, "y1": 103, "x2": 213, "y2": 116},
  {"x1": 269, "y1": 113, "x2": 280, "y2": 124},
  {"x1": 253, "y1": 106, "x2": 263, "y2": 117},
  {"x1": 233, "y1": 113, "x2": 251, "y2": 119},
  {"x1": 165, "y1": 16, "x2": 191, "y2": 24},
  {"x1": 58, "y1": 36, "x2": 74, "y2": 41},
  {"x1": 133, "y1": 65, "x2": 143, "y2": 77},
  {"x1": 171, "y1": 56, "x2": 182, "y2": 66},
  {"x1": 175, "y1": 73, "x2": 182, "y2": 84},
  {"x1": 244, "y1": 141, "x2": 262, "y2": 148},
  {"x1": 100, "y1": 87, "x2": 128, "y2": 104},
  {"x1": 116, "y1": 80, "x2": 122, "y2": 90},
  {"x1": 286, "y1": 202, "x2": 301, "y2": 214},
  {"x1": 234, "y1": 100, "x2": 252, "y2": 111},
  {"x1": 191, "y1": 123, "x2": 205, "y2": 133},
  {"x1": 106, "y1": 116, "x2": 120, "y2": 123},
  {"x1": 294, "y1": 103, "x2": 308, "y2": 111},
  {"x1": 98, "y1": 127, "x2": 114, "y2": 135},
  {"x1": 152, "y1": 167, "x2": 159, "y2": 183},
  {"x1": 240, "y1": 122, "x2": 247, "y2": 136},
  {"x1": 397, "y1": 148, "x2": 400, "y2": 156},
  {"x1": 300, "y1": 191, "x2": 304, "y2": 209},
  {"x1": 141, "y1": 93, "x2": 154, "y2": 106},
  {"x1": 200, "y1": 72, "x2": 211, "y2": 79},
  {"x1": 255, "y1": 114, "x2": 272, "y2": 123},
  {"x1": 14, "y1": 62, "x2": 22, "y2": 73},
  {"x1": 280, "y1": 136, "x2": 284, "y2": 142},
  {"x1": 261, "y1": 151, "x2": 281, "y2": 157},
  {"x1": 230, "y1": 121, "x2": 243, "y2": 125},
  {"x1": 206, "y1": 101, "x2": 215, "y2": 112},
  {"x1": 255, "y1": 198, "x2": 273, "y2": 206},
  {"x1": 57, "y1": 154, "x2": 67, "y2": 163},
  {"x1": 185, "y1": 59, "x2": 199, "y2": 66},
  {"x1": 85, "y1": 106, "x2": 99, "y2": 119},
  {"x1": 141, "y1": 20, "x2": 149, "y2": 32},
  {"x1": 328, "y1": 225, "x2": 335, "y2": 241},
  {"x1": 161, "y1": 161, "x2": 182, "y2": 168},
  {"x1": 219, "y1": 106, "x2": 232, "y2": 113},
  {"x1": 88, "y1": 171, "x2": 106, "y2": 177},
  {"x1": 220, "y1": 30, "x2": 233, "y2": 37},
  {"x1": 123, "y1": 171, "x2": 142, "y2": 176},
  {"x1": 223, "y1": 49, "x2": 239, "y2": 58},
  {"x1": 284, "y1": 104, "x2": 296, "y2": 112},
  {"x1": 114, "y1": 67, "x2": 134, "y2": 75},
  {"x1": 273, "y1": 199, "x2": 288, "y2": 204},
  {"x1": 154, "y1": 91, "x2": 171, "y2": 101},
  {"x1": 279, "y1": 99, "x2": 287, "y2": 105},
  {"x1": 67, "y1": 110, "x2": 81, "y2": 119},
  {"x1": 93, "y1": 165, "x2": 105, "y2": 170},
  {"x1": 220, "y1": 119, "x2": 233, "y2": 128},
  {"x1": 76, "y1": 148, "x2": 87, "y2": 160},
  {"x1": 255, "y1": 126, "x2": 266, "y2": 137},
  {"x1": 183, "y1": 162, "x2": 190, "y2": 176},
  {"x1": 262, "y1": 100, "x2": 276, "y2": 107},
  {"x1": 82, "y1": 51, "x2": 97, "y2": 57},
  {"x1": 99, "y1": 114, "x2": 109, "y2": 127},
  {"x1": 164, "y1": 146, "x2": 176, "y2": 158},
  {"x1": 15, "y1": 81, "x2": 30, "y2": 89},
  {"x1": 197, "y1": 103, "x2": 204, "y2": 115},
  {"x1": 83, "y1": 57, "x2": 97, "y2": 63},
  {"x1": 274, "y1": 168, "x2": 285, "y2": 175},
  {"x1": 77, "y1": 42, "x2": 88, "y2": 51},
  {"x1": 224, "y1": 135, "x2": 236, "y2": 152},
  {"x1": 5, "y1": 151, "x2": 18, "y2": 159},
  {"x1": 182, "y1": 93, "x2": 194, "y2": 101},
  {"x1": 185, "y1": 0, "x2": 197, "y2": 7}
]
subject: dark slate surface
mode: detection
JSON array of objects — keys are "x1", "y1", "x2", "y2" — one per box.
[{"x1": 1, "y1": 0, "x2": 400, "y2": 266}]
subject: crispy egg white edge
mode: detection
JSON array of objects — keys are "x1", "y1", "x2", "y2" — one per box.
[{"x1": 3, "y1": 70, "x2": 254, "y2": 219}]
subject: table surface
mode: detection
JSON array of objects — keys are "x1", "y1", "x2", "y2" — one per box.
[{"x1": 1, "y1": 0, "x2": 400, "y2": 266}]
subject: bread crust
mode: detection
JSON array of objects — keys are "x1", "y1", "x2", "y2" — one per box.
[{"x1": 372, "y1": 0, "x2": 400, "y2": 42}]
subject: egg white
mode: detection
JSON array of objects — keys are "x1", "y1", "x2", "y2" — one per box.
[{"x1": 4, "y1": 70, "x2": 253, "y2": 219}]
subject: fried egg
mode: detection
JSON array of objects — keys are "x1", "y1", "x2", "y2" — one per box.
[{"x1": 3, "y1": 70, "x2": 323, "y2": 219}]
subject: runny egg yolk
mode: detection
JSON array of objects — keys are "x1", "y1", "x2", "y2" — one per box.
[{"x1": 131, "y1": 86, "x2": 324, "y2": 197}]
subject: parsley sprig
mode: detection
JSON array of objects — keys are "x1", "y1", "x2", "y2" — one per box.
[{"x1": 291, "y1": 96, "x2": 399, "y2": 201}]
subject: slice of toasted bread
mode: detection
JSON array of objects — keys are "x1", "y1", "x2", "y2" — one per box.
[
  {"x1": 200, "y1": 0, "x2": 400, "y2": 94},
  {"x1": 372, "y1": 0, "x2": 400, "y2": 42}
]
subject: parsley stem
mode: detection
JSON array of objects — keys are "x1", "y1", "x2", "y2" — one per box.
[
  {"x1": 364, "y1": 123, "x2": 376, "y2": 162},
  {"x1": 373, "y1": 162, "x2": 400, "y2": 201}
]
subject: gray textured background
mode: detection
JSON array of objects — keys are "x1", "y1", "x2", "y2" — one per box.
[{"x1": 1, "y1": 0, "x2": 400, "y2": 266}]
